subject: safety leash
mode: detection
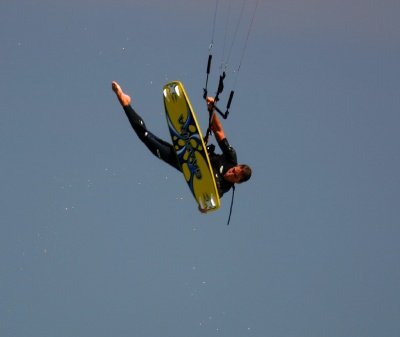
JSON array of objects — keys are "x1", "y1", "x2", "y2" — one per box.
[{"x1": 226, "y1": 185, "x2": 235, "y2": 225}]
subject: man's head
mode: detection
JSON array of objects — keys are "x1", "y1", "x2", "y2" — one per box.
[{"x1": 224, "y1": 164, "x2": 252, "y2": 184}]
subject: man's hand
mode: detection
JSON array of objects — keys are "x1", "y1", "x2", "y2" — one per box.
[{"x1": 206, "y1": 96, "x2": 215, "y2": 112}]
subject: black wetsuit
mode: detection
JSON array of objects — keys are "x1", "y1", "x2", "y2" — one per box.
[
  {"x1": 123, "y1": 105, "x2": 237, "y2": 197},
  {"x1": 207, "y1": 141, "x2": 237, "y2": 196}
]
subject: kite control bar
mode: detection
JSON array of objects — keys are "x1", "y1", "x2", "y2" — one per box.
[
  {"x1": 214, "y1": 90, "x2": 234, "y2": 119},
  {"x1": 203, "y1": 54, "x2": 235, "y2": 120}
]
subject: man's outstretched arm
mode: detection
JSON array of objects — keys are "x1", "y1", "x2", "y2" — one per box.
[{"x1": 206, "y1": 97, "x2": 226, "y2": 142}]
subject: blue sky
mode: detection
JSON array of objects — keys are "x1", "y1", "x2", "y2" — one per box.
[{"x1": 1, "y1": 1, "x2": 400, "y2": 336}]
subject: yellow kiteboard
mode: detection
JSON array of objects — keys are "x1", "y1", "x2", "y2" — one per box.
[{"x1": 163, "y1": 81, "x2": 220, "y2": 212}]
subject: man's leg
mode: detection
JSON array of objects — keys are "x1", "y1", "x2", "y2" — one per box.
[
  {"x1": 112, "y1": 82, "x2": 180, "y2": 171},
  {"x1": 123, "y1": 105, "x2": 181, "y2": 170}
]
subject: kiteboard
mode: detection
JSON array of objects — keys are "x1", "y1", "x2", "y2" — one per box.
[{"x1": 163, "y1": 81, "x2": 220, "y2": 212}]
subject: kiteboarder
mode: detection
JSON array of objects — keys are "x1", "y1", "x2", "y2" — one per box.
[{"x1": 111, "y1": 81, "x2": 251, "y2": 200}]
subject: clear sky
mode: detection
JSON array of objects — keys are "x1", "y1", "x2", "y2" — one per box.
[{"x1": 1, "y1": 0, "x2": 400, "y2": 336}]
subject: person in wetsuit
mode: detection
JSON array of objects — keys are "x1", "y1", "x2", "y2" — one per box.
[{"x1": 111, "y1": 81, "x2": 252, "y2": 210}]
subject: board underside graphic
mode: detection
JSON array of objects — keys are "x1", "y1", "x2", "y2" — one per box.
[{"x1": 163, "y1": 81, "x2": 220, "y2": 211}]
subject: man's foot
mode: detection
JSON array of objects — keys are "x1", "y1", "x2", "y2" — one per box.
[{"x1": 112, "y1": 81, "x2": 131, "y2": 106}]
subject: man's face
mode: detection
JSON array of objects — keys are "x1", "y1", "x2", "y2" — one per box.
[{"x1": 224, "y1": 165, "x2": 245, "y2": 183}]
